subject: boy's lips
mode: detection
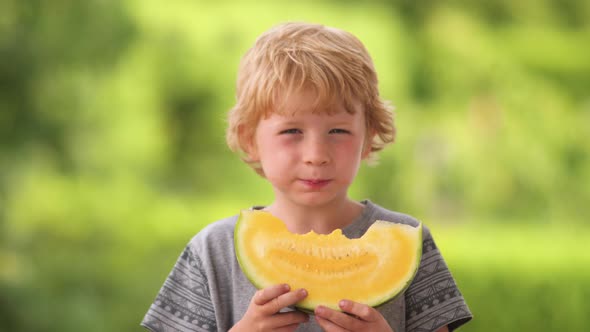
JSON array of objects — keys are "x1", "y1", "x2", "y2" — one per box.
[{"x1": 299, "y1": 179, "x2": 332, "y2": 188}]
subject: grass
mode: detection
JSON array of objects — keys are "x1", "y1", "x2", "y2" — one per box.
[{"x1": 431, "y1": 223, "x2": 590, "y2": 332}]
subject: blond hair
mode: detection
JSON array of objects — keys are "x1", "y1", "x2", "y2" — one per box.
[{"x1": 226, "y1": 22, "x2": 395, "y2": 174}]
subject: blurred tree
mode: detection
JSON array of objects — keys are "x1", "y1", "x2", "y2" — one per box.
[
  {"x1": 0, "y1": 0, "x2": 135, "y2": 170},
  {"x1": 0, "y1": 1, "x2": 136, "y2": 330}
]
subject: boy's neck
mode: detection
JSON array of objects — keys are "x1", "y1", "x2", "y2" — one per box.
[{"x1": 265, "y1": 198, "x2": 365, "y2": 235}]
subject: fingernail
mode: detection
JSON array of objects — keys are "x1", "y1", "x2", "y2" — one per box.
[
  {"x1": 283, "y1": 284, "x2": 290, "y2": 291},
  {"x1": 339, "y1": 300, "x2": 350, "y2": 308},
  {"x1": 299, "y1": 289, "x2": 308, "y2": 297},
  {"x1": 315, "y1": 305, "x2": 325, "y2": 315}
]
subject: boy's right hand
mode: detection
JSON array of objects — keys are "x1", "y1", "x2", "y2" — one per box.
[{"x1": 230, "y1": 284, "x2": 309, "y2": 332}]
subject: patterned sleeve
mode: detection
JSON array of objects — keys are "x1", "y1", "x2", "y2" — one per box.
[
  {"x1": 405, "y1": 227, "x2": 472, "y2": 332},
  {"x1": 141, "y1": 246, "x2": 217, "y2": 332}
]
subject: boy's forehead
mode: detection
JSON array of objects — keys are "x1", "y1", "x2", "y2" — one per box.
[{"x1": 271, "y1": 88, "x2": 360, "y2": 116}]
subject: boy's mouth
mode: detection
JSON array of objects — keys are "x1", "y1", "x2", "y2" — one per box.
[{"x1": 300, "y1": 179, "x2": 332, "y2": 188}]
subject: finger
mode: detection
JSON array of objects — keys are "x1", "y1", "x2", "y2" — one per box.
[
  {"x1": 266, "y1": 311, "x2": 309, "y2": 329},
  {"x1": 273, "y1": 323, "x2": 302, "y2": 332},
  {"x1": 315, "y1": 315, "x2": 349, "y2": 332},
  {"x1": 264, "y1": 288, "x2": 308, "y2": 314},
  {"x1": 315, "y1": 305, "x2": 357, "y2": 330},
  {"x1": 253, "y1": 284, "x2": 291, "y2": 306},
  {"x1": 338, "y1": 300, "x2": 376, "y2": 322}
]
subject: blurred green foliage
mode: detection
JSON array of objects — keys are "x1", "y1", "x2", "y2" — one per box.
[{"x1": 1, "y1": 0, "x2": 589, "y2": 331}]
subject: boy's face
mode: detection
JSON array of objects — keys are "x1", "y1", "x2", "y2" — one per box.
[{"x1": 249, "y1": 89, "x2": 369, "y2": 209}]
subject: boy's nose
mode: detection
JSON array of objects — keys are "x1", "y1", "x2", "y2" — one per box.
[{"x1": 303, "y1": 138, "x2": 330, "y2": 165}]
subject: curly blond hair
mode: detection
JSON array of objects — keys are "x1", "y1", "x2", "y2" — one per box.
[{"x1": 226, "y1": 22, "x2": 395, "y2": 174}]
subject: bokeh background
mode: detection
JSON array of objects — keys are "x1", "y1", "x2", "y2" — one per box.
[{"x1": 1, "y1": 0, "x2": 589, "y2": 331}]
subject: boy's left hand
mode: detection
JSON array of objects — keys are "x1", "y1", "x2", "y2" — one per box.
[{"x1": 314, "y1": 300, "x2": 393, "y2": 332}]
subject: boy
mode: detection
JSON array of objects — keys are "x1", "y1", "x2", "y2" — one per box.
[{"x1": 142, "y1": 22, "x2": 472, "y2": 332}]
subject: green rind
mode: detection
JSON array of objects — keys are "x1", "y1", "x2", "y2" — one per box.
[
  {"x1": 234, "y1": 211, "x2": 424, "y2": 311},
  {"x1": 234, "y1": 211, "x2": 267, "y2": 291},
  {"x1": 369, "y1": 222, "x2": 423, "y2": 308}
]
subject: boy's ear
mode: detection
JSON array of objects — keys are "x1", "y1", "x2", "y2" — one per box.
[
  {"x1": 245, "y1": 143, "x2": 259, "y2": 161},
  {"x1": 239, "y1": 125, "x2": 259, "y2": 161}
]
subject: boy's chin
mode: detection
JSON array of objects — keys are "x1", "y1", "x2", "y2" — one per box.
[{"x1": 288, "y1": 193, "x2": 347, "y2": 208}]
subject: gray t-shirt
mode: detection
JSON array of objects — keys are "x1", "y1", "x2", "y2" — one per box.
[{"x1": 141, "y1": 200, "x2": 472, "y2": 332}]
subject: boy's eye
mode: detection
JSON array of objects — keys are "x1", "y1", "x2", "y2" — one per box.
[
  {"x1": 279, "y1": 128, "x2": 301, "y2": 134},
  {"x1": 329, "y1": 128, "x2": 350, "y2": 134}
]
